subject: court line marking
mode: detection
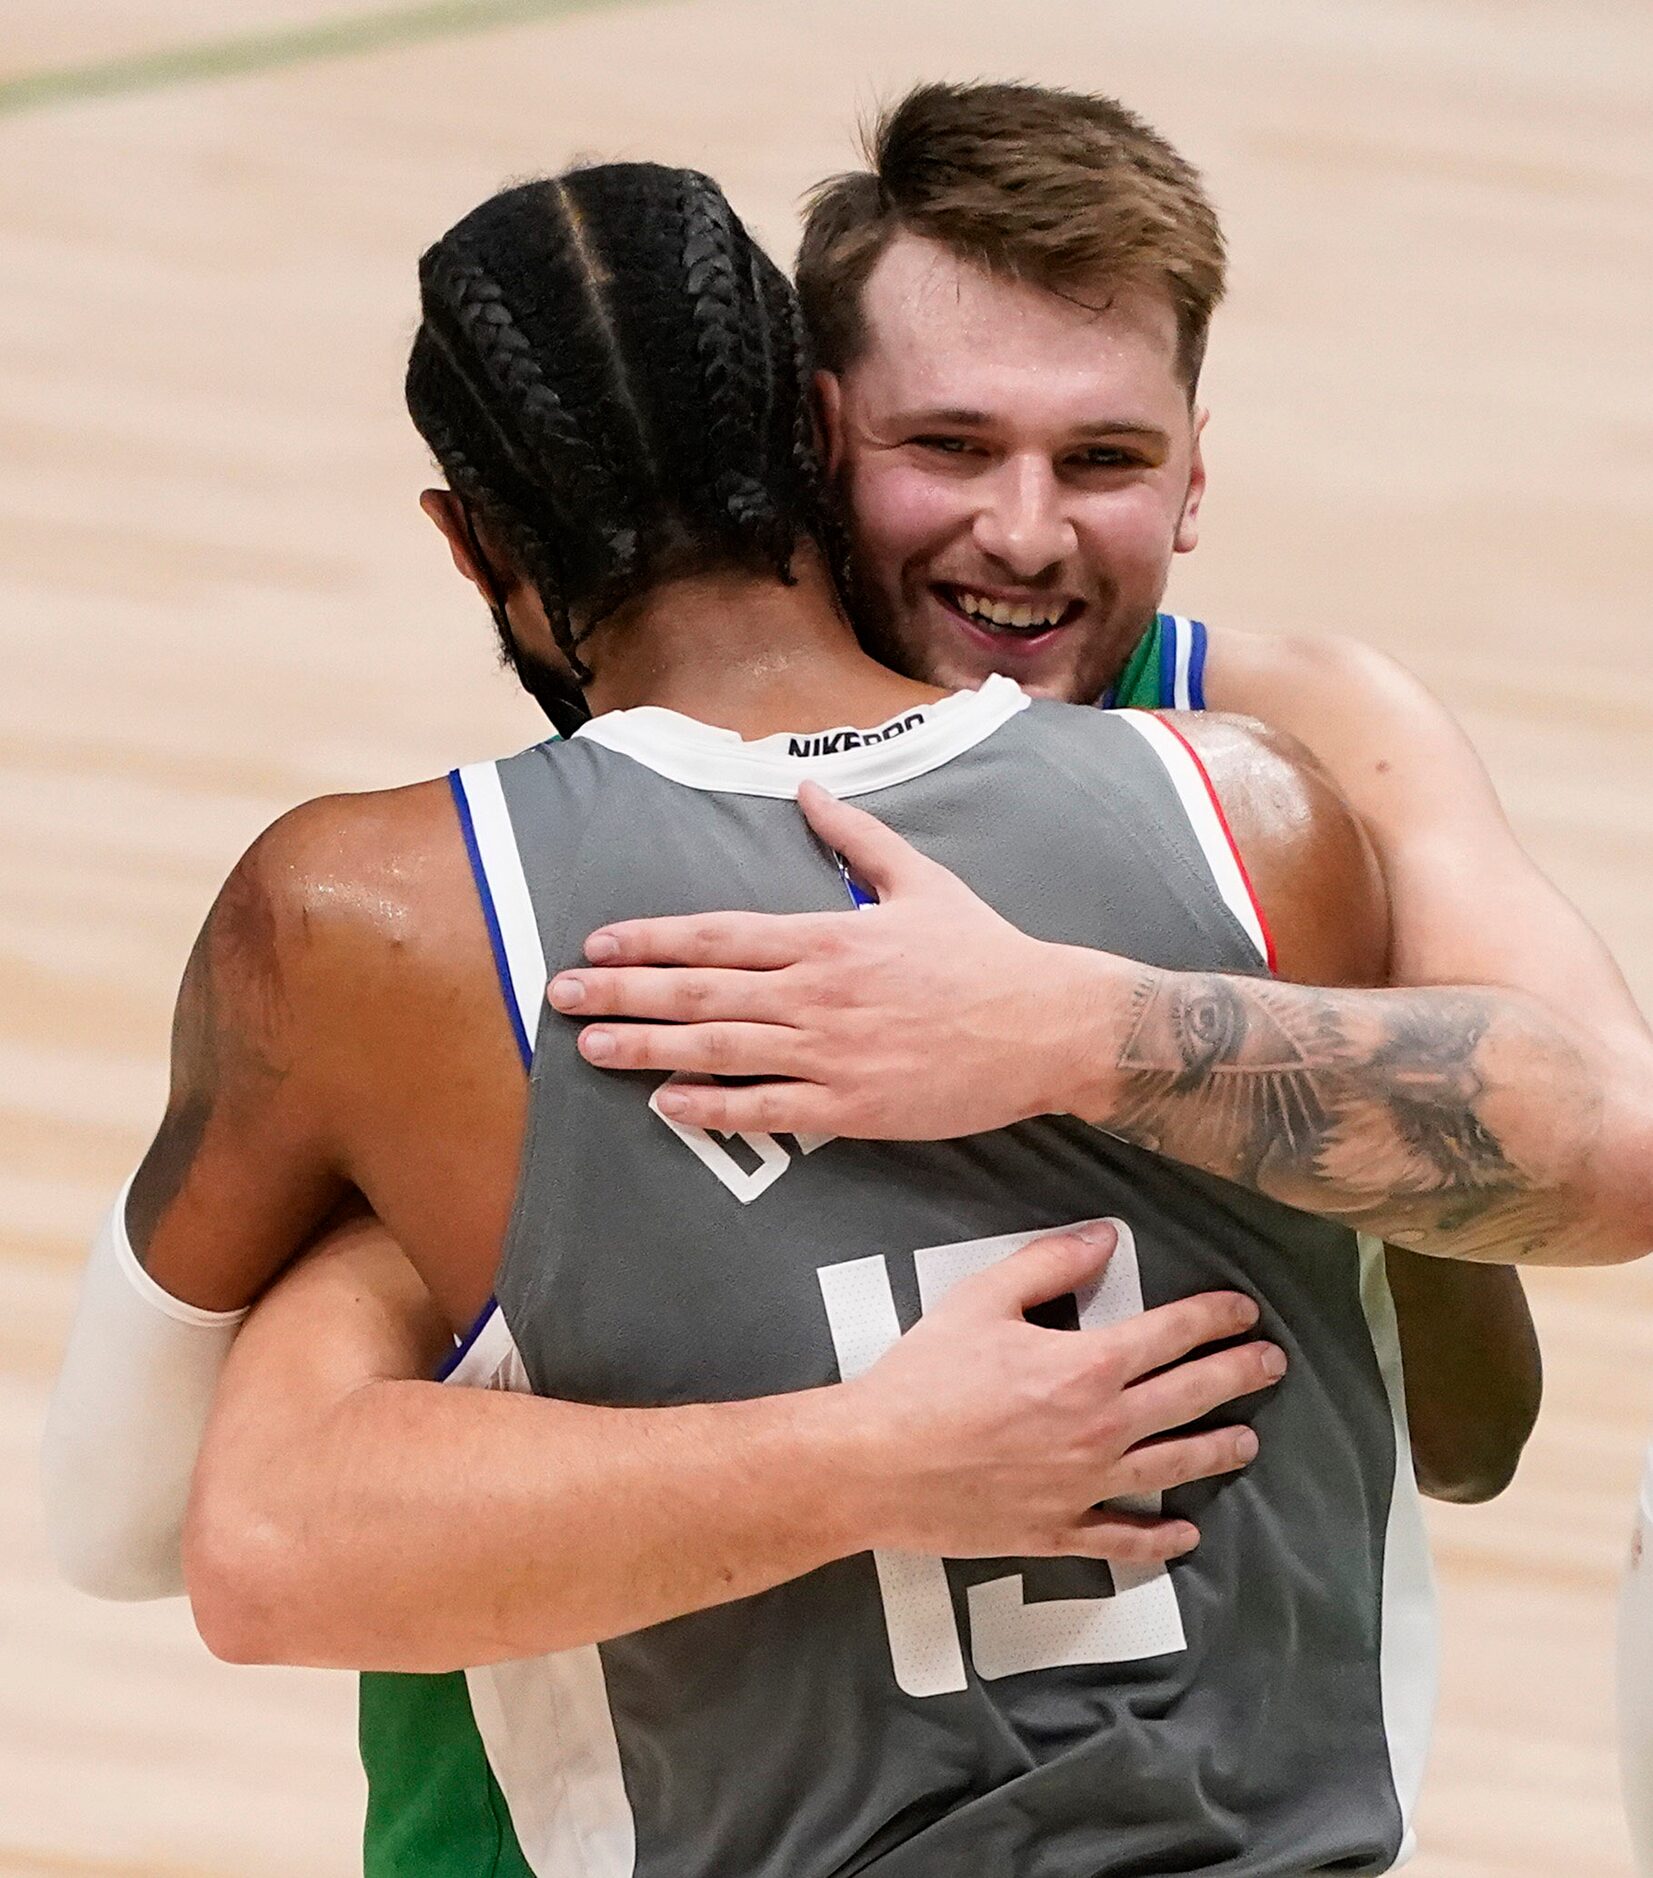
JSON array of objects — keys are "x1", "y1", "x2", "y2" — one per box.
[{"x1": 0, "y1": 0, "x2": 632, "y2": 119}]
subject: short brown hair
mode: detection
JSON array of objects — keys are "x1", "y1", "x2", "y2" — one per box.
[{"x1": 797, "y1": 81, "x2": 1226, "y2": 391}]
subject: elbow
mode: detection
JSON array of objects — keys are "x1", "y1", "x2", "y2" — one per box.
[
  {"x1": 1412, "y1": 1398, "x2": 1541, "y2": 1506},
  {"x1": 1416, "y1": 1454, "x2": 1523, "y2": 1506},
  {"x1": 181, "y1": 1491, "x2": 305, "y2": 1666},
  {"x1": 1573, "y1": 1078, "x2": 1653, "y2": 1265},
  {"x1": 1569, "y1": 1201, "x2": 1653, "y2": 1269},
  {"x1": 1613, "y1": 1182, "x2": 1653, "y2": 1265}
]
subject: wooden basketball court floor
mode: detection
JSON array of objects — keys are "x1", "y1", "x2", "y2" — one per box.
[{"x1": 2, "y1": 0, "x2": 1650, "y2": 1870}]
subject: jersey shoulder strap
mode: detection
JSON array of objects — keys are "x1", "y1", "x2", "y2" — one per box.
[
  {"x1": 448, "y1": 763, "x2": 547, "y2": 1070},
  {"x1": 1109, "y1": 709, "x2": 1275, "y2": 970},
  {"x1": 439, "y1": 761, "x2": 545, "y2": 1382},
  {"x1": 1101, "y1": 613, "x2": 1209, "y2": 711}
]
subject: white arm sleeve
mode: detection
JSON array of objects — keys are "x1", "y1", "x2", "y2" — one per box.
[
  {"x1": 40, "y1": 1179, "x2": 247, "y2": 1600},
  {"x1": 1620, "y1": 1441, "x2": 1653, "y2": 1874}
]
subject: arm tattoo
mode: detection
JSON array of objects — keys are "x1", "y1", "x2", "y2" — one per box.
[
  {"x1": 126, "y1": 861, "x2": 293, "y2": 1260},
  {"x1": 1107, "y1": 971, "x2": 1600, "y2": 1262}
]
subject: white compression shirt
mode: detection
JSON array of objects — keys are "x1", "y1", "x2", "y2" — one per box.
[{"x1": 40, "y1": 1179, "x2": 245, "y2": 1600}]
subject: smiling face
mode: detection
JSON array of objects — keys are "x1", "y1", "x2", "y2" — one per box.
[{"x1": 821, "y1": 233, "x2": 1207, "y2": 703}]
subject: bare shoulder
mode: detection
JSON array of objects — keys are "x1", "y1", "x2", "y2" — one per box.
[
  {"x1": 1159, "y1": 708, "x2": 1328, "y2": 821},
  {"x1": 207, "y1": 777, "x2": 478, "y2": 1000},
  {"x1": 232, "y1": 778, "x2": 465, "y2": 944},
  {"x1": 127, "y1": 777, "x2": 493, "y2": 1300},
  {"x1": 179, "y1": 777, "x2": 474, "y2": 1096},
  {"x1": 1203, "y1": 622, "x2": 1421, "y2": 710},
  {"x1": 1163, "y1": 711, "x2": 1390, "y2": 988},
  {"x1": 1161, "y1": 708, "x2": 1347, "y2": 849},
  {"x1": 1201, "y1": 624, "x2": 1473, "y2": 806}
]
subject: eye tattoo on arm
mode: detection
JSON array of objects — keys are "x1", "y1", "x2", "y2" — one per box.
[{"x1": 1106, "y1": 971, "x2": 1601, "y2": 1264}]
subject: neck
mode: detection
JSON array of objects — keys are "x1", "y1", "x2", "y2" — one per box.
[{"x1": 576, "y1": 547, "x2": 948, "y2": 737}]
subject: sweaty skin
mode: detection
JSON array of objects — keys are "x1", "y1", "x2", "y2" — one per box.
[
  {"x1": 131, "y1": 217, "x2": 1632, "y2": 1649},
  {"x1": 175, "y1": 236, "x2": 1572, "y2": 1540},
  {"x1": 534, "y1": 233, "x2": 1653, "y2": 1495},
  {"x1": 178, "y1": 674, "x2": 1446, "y2": 1670},
  {"x1": 130, "y1": 553, "x2": 1322, "y2": 1665}
]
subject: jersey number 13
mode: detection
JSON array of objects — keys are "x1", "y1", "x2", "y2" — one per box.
[{"x1": 816, "y1": 1218, "x2": 1188, "y2": 1698}]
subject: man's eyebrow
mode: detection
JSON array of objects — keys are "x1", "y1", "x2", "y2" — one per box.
[
  {"x1": 896, "y1": 407, "x2": 1170, "y2": 445},
  {"x1": 898, "y1": 406, "x2": 995, "y2": 428},
  {"x1": 1069, "y1": 420, "x2": 1171, "y2": 445}
]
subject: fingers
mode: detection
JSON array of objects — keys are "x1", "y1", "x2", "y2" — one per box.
[
  {"x1": 1115, "y1": 1339, "x2": 1286, "y2": 1445},
  {"x1": 650, "y1": 1079, "x2": 837, "y2": 1140},
  {"x1": 578, "y1": 1022, "x2": 809, "y2": 1080},
  {"x1": 796, "y1": 782, "x2": 937, "y2": 898},
  {"x1": 1050, "y1": 1426, "x2": 1266, "y2": 1560},
  {"x1": 1061, "y1": 1509, "x2": 1201, "y2": 1564},
  {"x1": 1108, "y1": 1424, "x2": 1260, "y2": 1500},
  {"x1": 1100, "y1": 1289, "x2": 1262, "y2": 1384},
  {"x1": 965, "y1": 1224, "x2": 1118, "y2": 1315},
  {"x1": 550, "y1": 966, "x2": 788, "y2": 1024},
  {"x1": 583, "y1": 911, "x2": 835, "y2": 970}
]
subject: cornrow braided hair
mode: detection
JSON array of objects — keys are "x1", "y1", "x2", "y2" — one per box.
[
  {"x1": 678, "y1": 178, "x2": 792, "y2": 579},
  {"x1": 406, "y1": 164, "x2": 833, "y2": 701}
]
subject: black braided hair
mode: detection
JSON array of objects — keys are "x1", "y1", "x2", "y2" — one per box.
[{"x1": 406, "y1": 164, "x2": 833, "y2": 691}]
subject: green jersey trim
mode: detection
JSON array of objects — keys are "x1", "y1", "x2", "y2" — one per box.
[
  {"x1": 1103, "y1": 614, "x2": 1208, "y2": 711},
  {"x1": 361, "y1": 1670, "x2": 535, "y2": 1877}
]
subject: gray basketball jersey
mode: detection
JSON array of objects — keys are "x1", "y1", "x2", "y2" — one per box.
[{"x1": 445, "y1": 676, "x2": 1435, "y2": 1878}]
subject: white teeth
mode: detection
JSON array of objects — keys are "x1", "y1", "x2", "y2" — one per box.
[{"x1": 952, "y1": 589, "x2": 1066, "y2": 631}]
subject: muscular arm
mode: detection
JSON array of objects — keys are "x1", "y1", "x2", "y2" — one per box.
[
  {"x1": 1086, "y1": 715, "x2": 1556, "y2": 1495},
  {"x1": 42, "y1": 805, "x2": 379, "y2": 1600},
  {"x1": 183, "y1": 1220, "x2": 871, "y2": 1669},
  {"x1": 570, "y1": 751, "x2": 1652, "y2": 1269},
  {"x1": 187, "y1": 1217, "x2": 1275, "y2": 1670},
  {"x1": 1210, "y1": 629, "x2": 1651, "y2": 1041},
  {"x1": 126, "y1": 823, "x2": 349, "y2": 1313},
  {"x1": 1081, "y1": 714, "x2": 1645, "y2": 1269},
  {"x1": 1200, "y1": 629, "x2": 1653, "y2": 1240},
  {"x1": 1196, "y1": 629, "x2": 1653, "y2": 1493},
  {"x1": 1199, "y1": 632, "x2": 1653, "y2": 1484},
  {"x1": 44, "y1": 785, "x2": 506, "y2": 1600}
]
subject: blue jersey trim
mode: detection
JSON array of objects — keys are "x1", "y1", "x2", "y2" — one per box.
[
  {"x1": 1158, "y1": 616, "x2": 1177, "y2": 709},
  {"x1": 1187, "y1": 618, "x2": 1209, "y2": 710},
  {"x1": 439, "y1": 766, "x2": 528, "y2": 1386},
  {"x1": 447, "y1": 769, "x2": 532, "y2": 1071},
  {"x1": 437, "y1": 1295, "x2": 500, "y2": 1381},
  {"x1": 834, "y1": 851, "x2": 877, "y2": 908}
]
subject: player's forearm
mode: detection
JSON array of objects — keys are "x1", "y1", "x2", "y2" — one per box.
[
  {"x1": 1056, "y1": 953, "x2": 1652, "y2": 1266},
  {"x1": 184, "y1": 1377, "x2": 877, "y2": 1671},
  {"x1": 1383, "y1": 1249, "x2": 1540, "y2": 1501}
]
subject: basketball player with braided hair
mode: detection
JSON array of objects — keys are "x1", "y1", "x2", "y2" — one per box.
[
  {"x1": 538, "y1": 84, "x2": 1649, "y2": 1478},
  {"x1": 41, "y1": 159, "x2": 1637, "y2": 1873}
]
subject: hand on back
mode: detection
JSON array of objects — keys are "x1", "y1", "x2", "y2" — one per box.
[
  {"x1": 837, "y1": 1222, "x2": 1283, "y2": 1565},
  {"x1": 548, "y1": 781, "x2": 1096, "y2": 1141}
]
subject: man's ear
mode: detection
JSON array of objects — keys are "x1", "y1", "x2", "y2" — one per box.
[
  {"x1": 1174, "y1": 407, "x2": 1209, "y2": 555},
  {"x1": 813, "y1": 372, "x2": 846, "y2": 479},
  {"x1": 420, "y1": 488, "x2": 491, "y2": 594}
]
